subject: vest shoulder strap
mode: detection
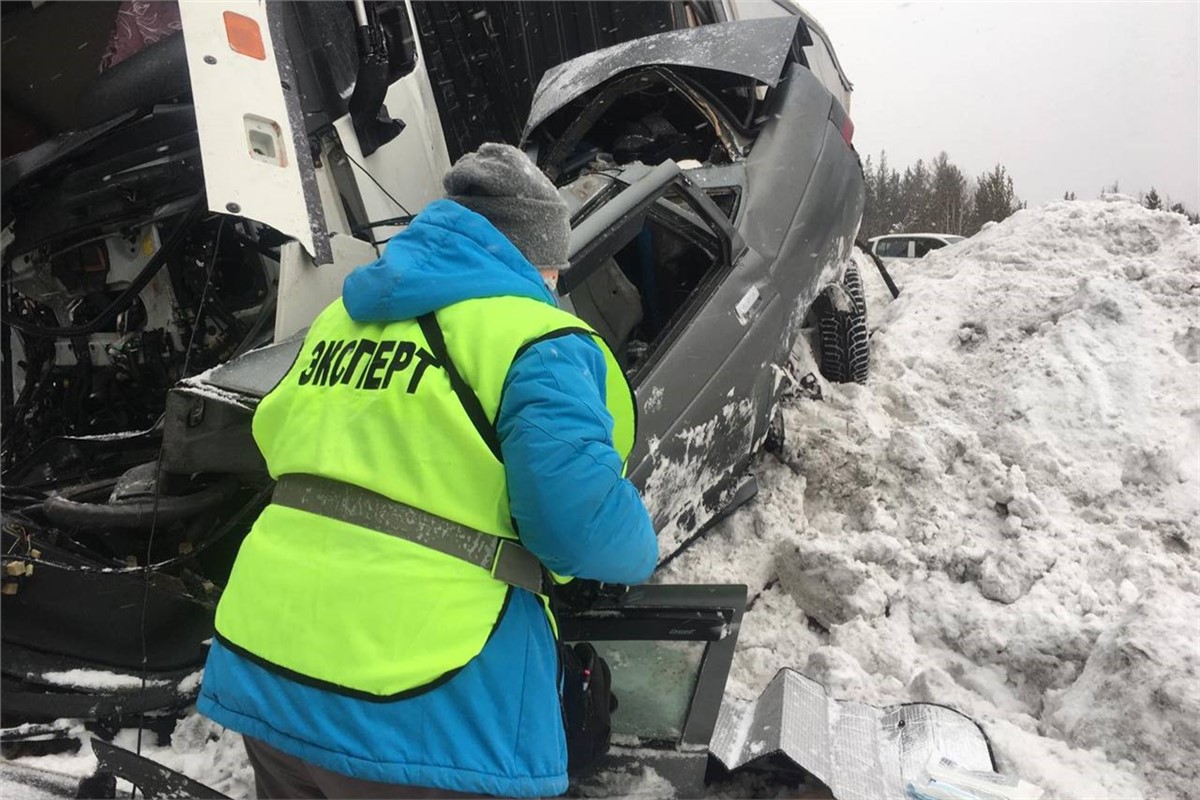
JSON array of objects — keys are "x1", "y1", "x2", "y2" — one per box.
[
  {"x1": 418, "y1": 312, "x2": 504, "y2": 462},
  {"x1": 421, "y1": 296, "x2": 636, "y2": 468}
]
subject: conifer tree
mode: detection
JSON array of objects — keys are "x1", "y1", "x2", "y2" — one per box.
[
  {"x1": 971, "y1": 164, "x2": 1020, "y2": 233},
  {"x1": 860, "y1": 151, "x2": 1028, "y2": 239},
  {"x1": 900, "y1": 160, "x2": 932, "y2": 231},
  {"x1": 929, "y1": 152, "x2": 971, "y2": 235},
  {"x1": 861, "y1": 154, "x2": 876, "y2": 239}
]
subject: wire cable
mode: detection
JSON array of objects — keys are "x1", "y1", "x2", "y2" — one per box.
[
  {"x1": 3, "y1": 482, "x2": 264, "y2": 578},
  {"x1": 131, "y1": 216, "x2": 225, "y2": 795},
  {"x1": 343, "y1": 151, "x2": 412, "y2": 217},
  {"x1": 2, "y1": 198, "x2": 204, "y2": 339}
]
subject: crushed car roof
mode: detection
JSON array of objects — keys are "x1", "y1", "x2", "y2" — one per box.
[{"x1": 523, "y1": 17, "x2": 800, "y2": 137}]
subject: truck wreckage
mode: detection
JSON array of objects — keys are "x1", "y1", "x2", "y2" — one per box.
[{"x1": 2, "y1": 2, "x2": 997, "y2": 797}]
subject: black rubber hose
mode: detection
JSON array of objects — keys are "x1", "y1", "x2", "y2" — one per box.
[
  {"x1": 856, "y1": 239, "x2": 900, "y2": 299},
  {"x1": 229, "y1": 296, "x2": 277, "y2": 360},
  {"x1": 42, "y1": 477, "x2": 239, "y2": 529},
  {"x1": 2, "y1": 196, "x2": 205, "y2": 338},
  {"x1": 77, "y1": 32, "x2": 191, "y2": 129}
]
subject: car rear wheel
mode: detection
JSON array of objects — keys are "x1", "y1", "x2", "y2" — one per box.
[{"x1": 816, "y1": 262, "x2": 869, "y2": 384}]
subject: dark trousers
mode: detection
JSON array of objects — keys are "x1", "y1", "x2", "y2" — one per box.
[{"x1": 243, "y1": 736, "x2": 486, "y2": 799}]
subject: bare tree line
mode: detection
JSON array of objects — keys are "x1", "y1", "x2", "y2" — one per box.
[
  {"x1": 860, "y1": 151, "x2": 1023, "y2": 241},
  {"x1": 863, "y1": 153, "x2": 1199, "y2": 241}
]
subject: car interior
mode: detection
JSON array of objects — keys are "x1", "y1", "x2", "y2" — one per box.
[
  {"x1": 566, "y1": 188, "x2": 730, "y2": 376},
  {"x1": 534, "y1": 66, "x2": 763, "y2": 184}
]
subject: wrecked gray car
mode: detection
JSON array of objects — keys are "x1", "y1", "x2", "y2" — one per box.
[
  {"x1": 168, "y1": 14, "x2": 867, "y2": 553},
  {"x1": 1, "y1": 6, "x2": 883, "y2": 797}
]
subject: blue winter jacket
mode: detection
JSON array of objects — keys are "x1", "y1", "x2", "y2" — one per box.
[{"x1": 198, "y1": 200, "x2": 660, "y2": 797}]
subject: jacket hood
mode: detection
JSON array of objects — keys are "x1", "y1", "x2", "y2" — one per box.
[{"x1": 342, "y1": 200, "x2": 556, "y2": 322}]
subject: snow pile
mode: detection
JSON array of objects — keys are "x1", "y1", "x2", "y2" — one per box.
[
  {"x1": 665, "y1": 197, "x2": 1199, "y2": 798},
  {"x1": 116, "y1": 716, "x2": 254, "y2": 800},
  {"x1": 10, "y1": 718, "x2": 253, "y2": 800}
]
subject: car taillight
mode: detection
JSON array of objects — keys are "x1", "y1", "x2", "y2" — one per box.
[{"x1": 841, "y1": 116, "x2": 855, "y2": 146}]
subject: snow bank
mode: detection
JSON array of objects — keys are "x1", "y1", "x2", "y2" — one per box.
[
  {"x1": 8, "y1": 717, "x2": 251, "y2": 800},
  {"x1": 665, "y1": 198, "x2": 1199, "y2": 797},
  {"x1": 112, "y1": 717, "x2": 254, "y2": 800}
]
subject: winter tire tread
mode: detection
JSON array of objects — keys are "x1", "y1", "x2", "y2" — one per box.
[{"x1": 817, "y1": 262, "x2": 870, "y2": 384}]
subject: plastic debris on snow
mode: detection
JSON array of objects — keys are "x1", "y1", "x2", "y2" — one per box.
[
  {"x1": 664, "y1": 197, "x2": 1198, "y2": 799},
  {"x1": 709, "y1": 667, "x2": 1001, "y2": 800},
  {"x1": 908, "y1": 758, "x2": 1044, "y2": 800}
]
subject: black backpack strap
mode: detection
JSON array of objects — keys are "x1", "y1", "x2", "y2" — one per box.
[{"x1": 417, "y1": 312, "x2": 504, "y2": 462}]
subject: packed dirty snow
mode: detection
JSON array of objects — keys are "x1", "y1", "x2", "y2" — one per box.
[
  {"x1": 7, "y1": 718, "x2": 253, "y2": 800},
  {"x1": 664, "y1": 196, "x2": 1199, "y2": 799},
  {"x1": 8, "y1": 197, "x2": 1198, "y2": 799},
  {"x1": 37, "y1": 669, "x2": 169, "y2": 691}
]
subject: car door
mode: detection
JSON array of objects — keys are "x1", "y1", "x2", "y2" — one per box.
[
  {"x1": 627, "y1": 198, "x2": 770, "y2": 548},
  {"x1": 561, "y1": 162, "x2": 762, "y2": 545}
]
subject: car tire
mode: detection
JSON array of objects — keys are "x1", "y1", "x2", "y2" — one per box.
[{"x1": 816, "y1": 262, "x2": 869, "y2": 384}]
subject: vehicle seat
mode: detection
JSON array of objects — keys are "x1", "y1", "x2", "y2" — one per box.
[
  {"x1": 78, "y1": 32, "x2": 190, "y2": 129},
  {"x1": 570, "y1": 258, "x2": 644, "y2": 359}
]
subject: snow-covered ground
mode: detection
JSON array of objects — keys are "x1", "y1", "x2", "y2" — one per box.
[
  {"x1": 8, "y1": 196, "x2": 1198, "y2": 798},
  {"x1": 664, "y1": 195, "x2": 1200, "y2": 798}
]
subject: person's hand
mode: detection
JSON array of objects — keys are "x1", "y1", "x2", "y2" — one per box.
[{"x1": 551, "y1": 579, "x2": 629, "y2": 610}]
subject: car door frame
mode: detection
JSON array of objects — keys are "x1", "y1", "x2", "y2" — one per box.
[
  {"x1": 564, "y1": 160, "x2": 747, "y2": 386},
  {"x1": 562, "y1": 160, "x2": 769, "y2": 538}
]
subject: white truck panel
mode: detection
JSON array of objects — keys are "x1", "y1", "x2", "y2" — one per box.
[
  {"x1": 332, "y1": 1, "x2": 452, "y2": 240},
  {"x1": 179, "y1": 1, "x2": 329, "y2": 262},
  {"x1": 274, "y1": 236, "x2": 379, "y2": 341}
]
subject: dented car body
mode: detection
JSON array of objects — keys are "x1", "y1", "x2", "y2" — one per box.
[
  {"x1": 167, "y1": 14, "x2": 865, "y2": 548},
  {"x1": 1, "y1": 3, "x2": 864, "y2": 792}
]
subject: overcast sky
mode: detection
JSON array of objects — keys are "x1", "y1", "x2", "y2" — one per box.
[{"x1": 797, "y1": 1, "x2": 1200, "y2": 209}]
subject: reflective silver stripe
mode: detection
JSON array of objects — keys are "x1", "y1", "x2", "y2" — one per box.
[{"x1": 271, "y1": 474, "x2": 544, "y2": 595}]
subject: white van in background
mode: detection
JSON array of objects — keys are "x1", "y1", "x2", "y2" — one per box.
[{"x1": 868, "y1": 233, "x2": 965, "y2": 261}]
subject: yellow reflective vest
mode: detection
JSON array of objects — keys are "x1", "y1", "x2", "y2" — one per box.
[{"x1": 214, "y1": 295, "x2": 635, "y2": 697}]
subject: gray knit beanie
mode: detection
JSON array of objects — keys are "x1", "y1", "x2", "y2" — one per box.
[{"x1": 443, "y1": 143, "x2": 570, "y2": 271}]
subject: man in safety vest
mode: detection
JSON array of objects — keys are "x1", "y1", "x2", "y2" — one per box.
[{"x1": 198, "y1": 143, "x2": 659, "y2": 798}]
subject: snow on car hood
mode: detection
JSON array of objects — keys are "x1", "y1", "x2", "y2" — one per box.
[{"x1": 523, "y1": 17, "x2": 800, "y2": 138}]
